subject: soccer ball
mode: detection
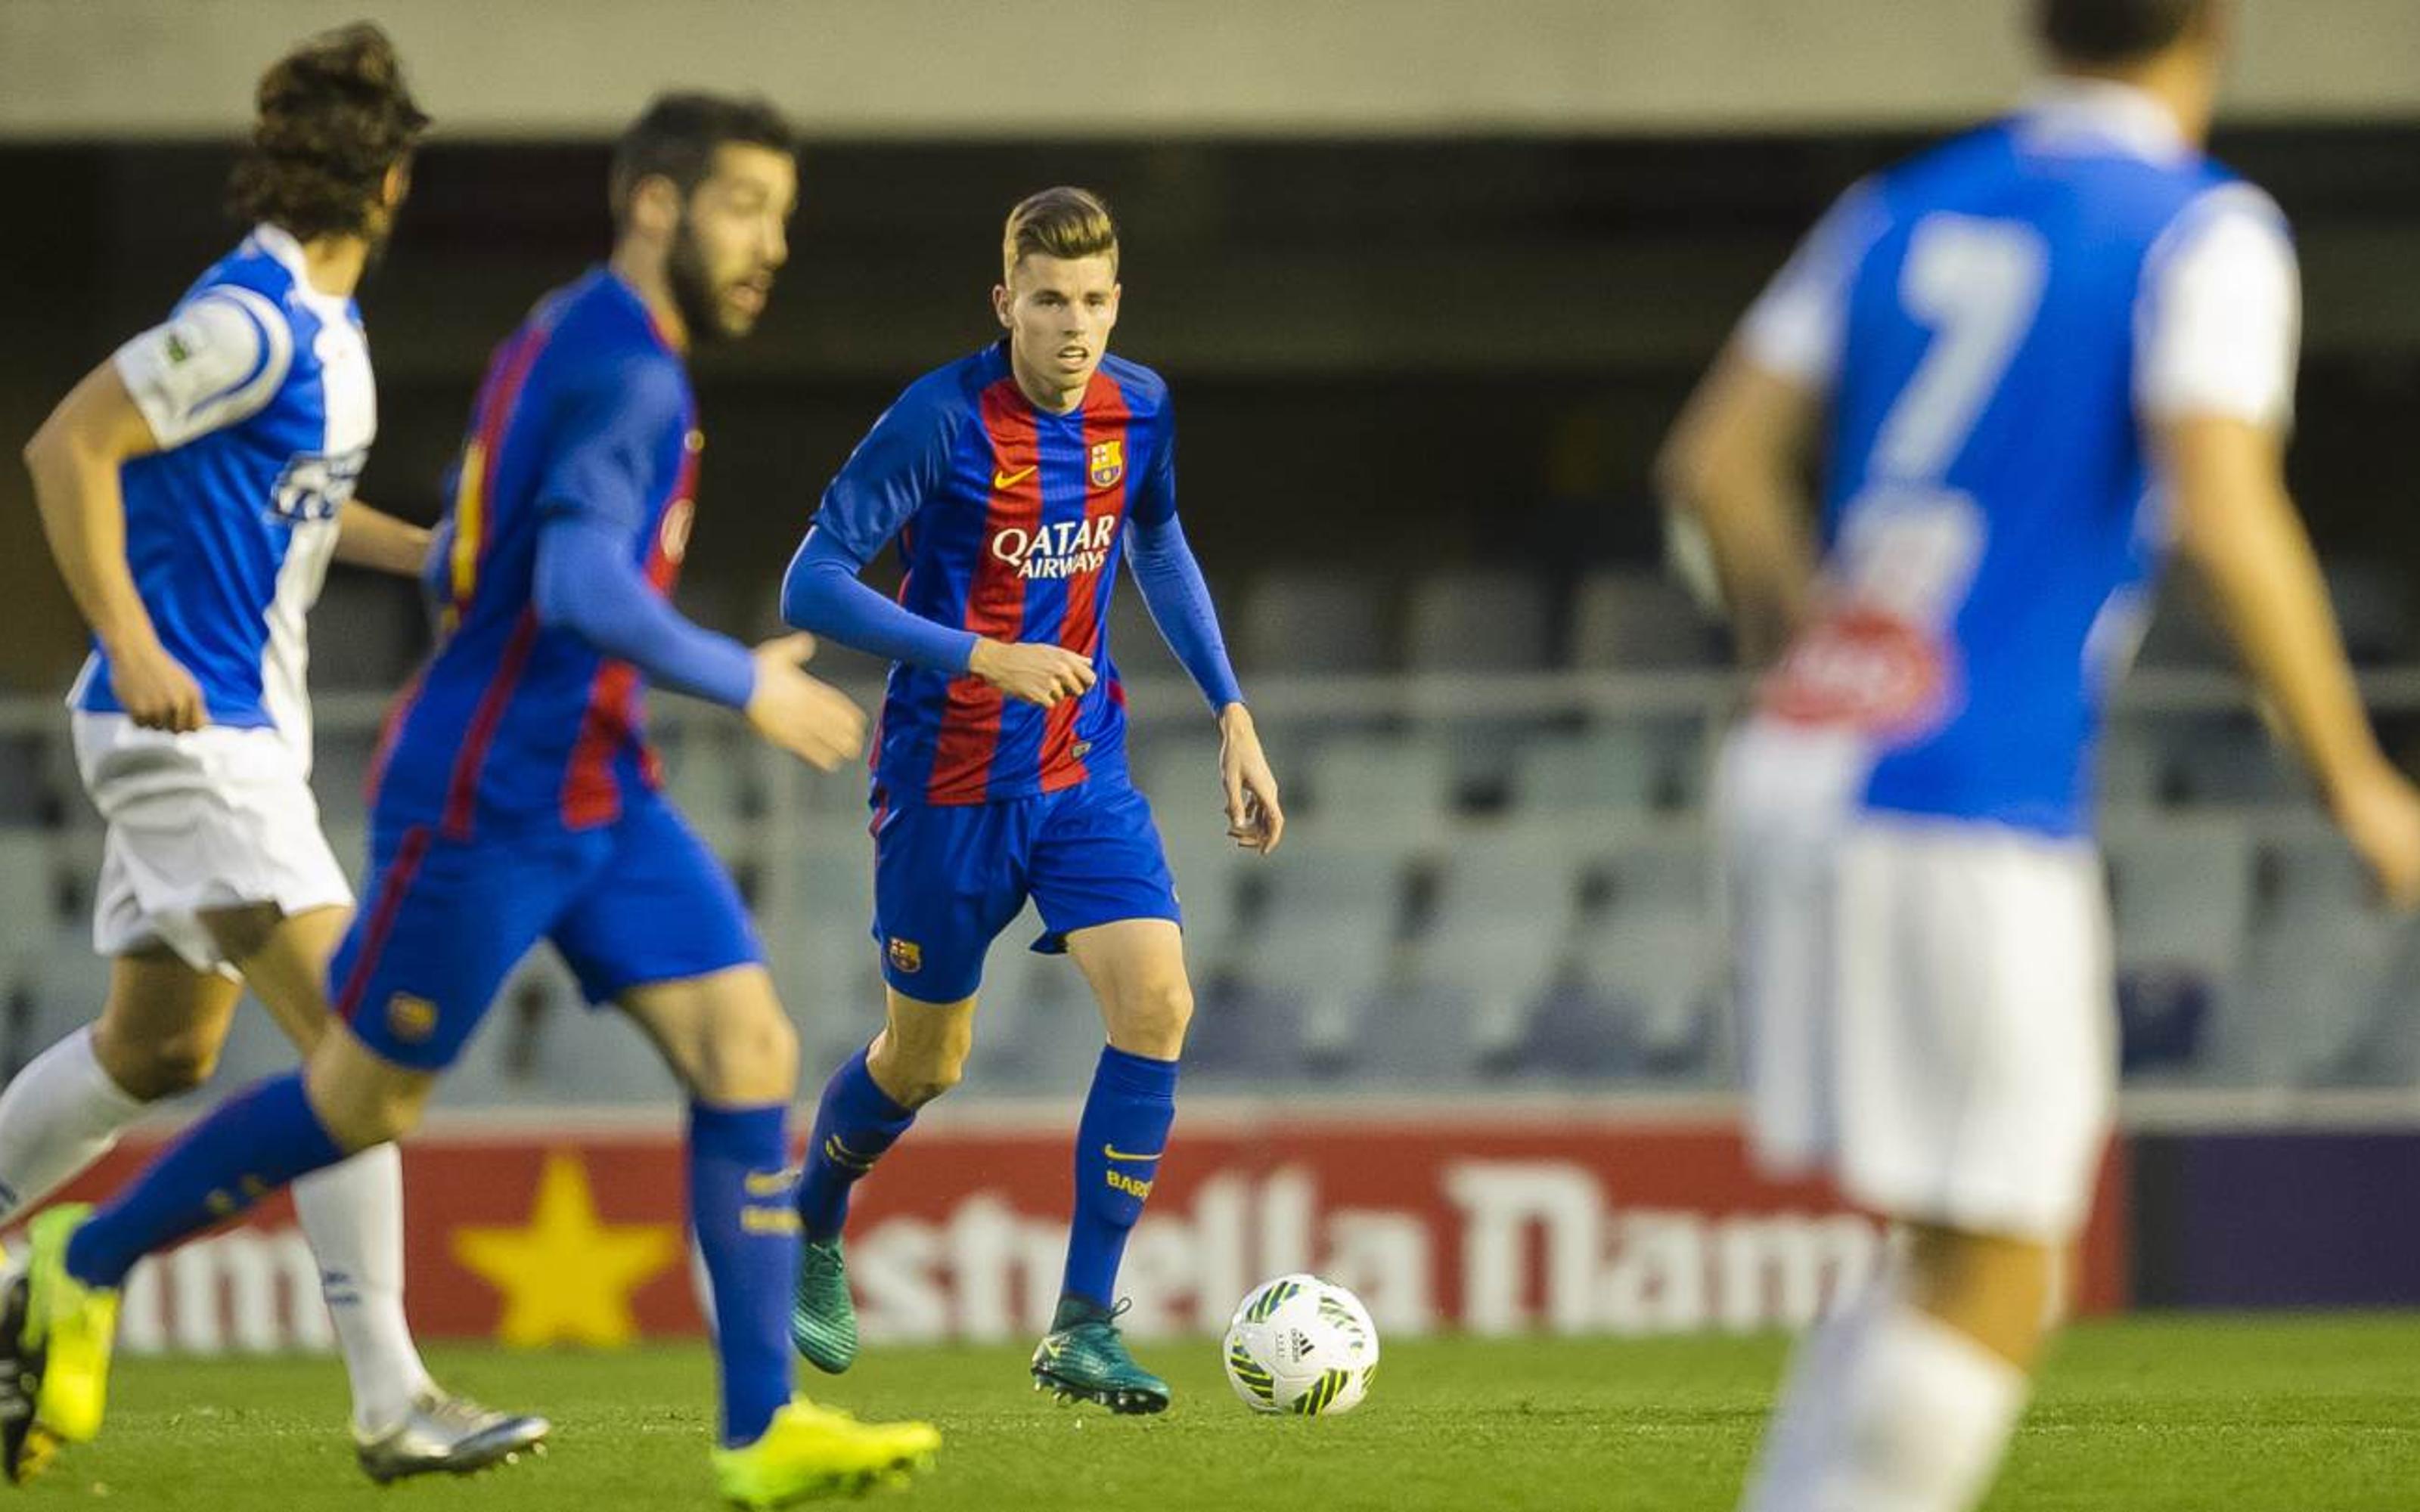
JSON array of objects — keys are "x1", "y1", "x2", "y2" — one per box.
[{"x1": 1222, "y1": 1275, "x2": 1379, "y2": 1417}]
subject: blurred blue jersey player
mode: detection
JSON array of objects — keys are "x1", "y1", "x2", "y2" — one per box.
[
  {"x1": 6, "y1": 94, "x2": 940, "y2": 1507},
  {"x1": 9, "y1": 23, "x2": 545, "y2": 1486},
  {"x1": 1661, "y1": 3, "x2": 2420, "y2": 1510},
  {"x1": 779, "y1": 187, "x2": 1286, "y2": 1414}
]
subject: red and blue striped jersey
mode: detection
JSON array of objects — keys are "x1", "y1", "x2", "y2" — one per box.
[
  {"x1": 813, "y1": 342, "x2": 1175, "y2": 806},
  {"x1": 374, "y1": 270, "x2": 700, "y2": 838}
]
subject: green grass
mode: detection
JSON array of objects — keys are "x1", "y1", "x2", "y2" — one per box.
[{"x1": 19, "y1": 1315, "x2": 2420, "y2": 1510}]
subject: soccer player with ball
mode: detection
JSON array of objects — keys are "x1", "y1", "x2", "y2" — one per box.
[
  {"x1": 1661, "y1": 1, "x2": 2420, "y2": 1508},
  {"x1": 779, "y1": 186, "x2": 1285, "y2": 1415}
]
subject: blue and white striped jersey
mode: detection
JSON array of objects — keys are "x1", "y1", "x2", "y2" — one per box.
[
  {"x1": 71, "y1": 223, "x2": 377, "y2": 757},
  {"x1": 1738, "y1": 79, "x2": 2298, "y2": 838}
]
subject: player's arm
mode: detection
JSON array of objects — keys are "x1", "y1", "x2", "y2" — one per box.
[
  {"x1": 2144, "y1": 191, "x2": 2420, "y2": 905},
  {"x1": 1125, "y1": 417, "x2": 1281, "y2": 853},
  {"x1": 1656, "y1": 183, "x2": 1877, "y2": 667},
  {"x1": 23, "y1": 290, "x2": 292, "y2": 731},
  {"x1": 535, "y1": 360, "x2": 863, "y2": 772},
  {"x1": 780, "y1": 395, "x2": 1093, "y2": 708},
  {"x1": 1655, "y1": 355, "x2": 1824, "y2": 666},
  {"x1": 334, "y1": 500, "x2": 432, "y2": 577}
]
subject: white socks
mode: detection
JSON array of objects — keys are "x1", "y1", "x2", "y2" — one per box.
[
  {"x1": 1743, "y1": 1293, "x2": 2028, "y2": 1512},
  {"x1": 0, "y1": 1026, "x2": 149, "y2": 1222},
  {"x1": 293, "y1": 1142, "x2": 434, "y2": 1435}
]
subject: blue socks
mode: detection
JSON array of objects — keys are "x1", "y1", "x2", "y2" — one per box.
[
  {"x1": 793, "y1": 1049, "x2": 916, "y2": 1244},
  {"x1": 1062, "y1": 1046, "x2": 1178, "y2": 1309},
  {"x1": 66, "y1": 1071, "x2": 345, "y2": 1290},
  {"x1": 690, "y1": 1101, "x2": 796, "y2": 1448}
]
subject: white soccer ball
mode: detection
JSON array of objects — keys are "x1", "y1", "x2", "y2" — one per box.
[{"x1": 1222, "y1": 1274, "x2": 1379, "y2": 1417}]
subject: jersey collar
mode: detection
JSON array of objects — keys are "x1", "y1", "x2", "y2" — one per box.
[
  {"x1": 248, "y1": 223, "x2": 358, "y2": 324},
  {"x1": 2018, "y1": 77, "x2": 2191, "y2": 164}
]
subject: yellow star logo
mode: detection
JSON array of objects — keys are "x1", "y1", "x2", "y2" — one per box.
[{"x1": 451, "y1": 1151, "x2": 681, "y2": 1348}]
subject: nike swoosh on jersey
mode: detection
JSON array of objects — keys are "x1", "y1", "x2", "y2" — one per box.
[
  {"x1": 1102, "y1": 1145, "x2": 1164, "y2": 1163},
  {"x1": 992, "y1": 465, "x2": 1038, "y2": 489}
]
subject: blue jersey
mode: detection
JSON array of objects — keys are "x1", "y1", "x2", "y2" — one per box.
[
  {"x1": 74, "y1": 224, "x2": 377, "y2": 746},
  {"x1": 810, "y1": 343, "x2": 1176, "y2": 805},
  {"x1": 374, "y1": 270, "x2": 700, "y2": 838},
  {"x1": 1743, "y1": 84, "x2": 2294, "y2": 838}
]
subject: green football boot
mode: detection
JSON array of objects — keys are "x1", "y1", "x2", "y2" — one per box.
[
  {"x1": 789, "y1": 1237, "x2": 858, "y2": 1375},
  {"x1": 1028, "y1": 1297, "x2": 1169, "y2": 1414}
]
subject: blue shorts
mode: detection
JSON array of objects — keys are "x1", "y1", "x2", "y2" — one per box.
[
  {"x1": 332, "y1": 792, "x2": 762, "y2": 1070},
  {"x1": 872, "y1": 777, "x2": 1181, "y2": 1003}
]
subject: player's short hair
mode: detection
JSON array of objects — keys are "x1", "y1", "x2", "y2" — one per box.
[
  {"x1": 2036, "y1": 0, "x2": 2212, "y2": 64},
  {"x1": 228, "y1": 22, "x2": 430, "y2": 241},
  {"x1": 1002, "y1": 187, "x2": 1119, "y2": 280},
  {"x1": 610, "y1": 92, "x2": 798, "y2": 229}
]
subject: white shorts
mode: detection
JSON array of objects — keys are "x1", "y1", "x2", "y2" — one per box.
[
  {"x1": 1716, "y1": 721, "x2": 2115, "y2": 1242},
  {"x1": 71, "y1": 713, "x2": 352, "y2": 974}
]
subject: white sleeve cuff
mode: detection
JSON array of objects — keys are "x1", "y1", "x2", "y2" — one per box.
[
  {"x1": 2136, "y1": 184, "x2": 2300, "y2": 427},
  {"x1": 110, "y1": 286, "x2": 293, "y2": 450}
]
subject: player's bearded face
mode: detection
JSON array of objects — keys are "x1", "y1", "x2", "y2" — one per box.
[
  {"x1": 997, "y1": 254, "x2": 1121, "y2": 398},
  {"x1": 669, "y1": 145, "x2": 796, "y2": 343}
]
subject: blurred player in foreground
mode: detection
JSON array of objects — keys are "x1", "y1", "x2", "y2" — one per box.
[
  {"x1": 1660, "y1": 2, "x2": 2420, "y2": 1508},
  {"x1": 778, "y1": 187, "x2": 1282, "y2": 1413},
  {"x1": 3, "y1": 94, "x2": 939, "y2": 1505},
  {"x1": 12, "y1": 23, "x2": 545, "y2": 1483}
]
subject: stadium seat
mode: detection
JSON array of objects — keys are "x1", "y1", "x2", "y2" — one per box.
[
  {"x1": 2096, "y1": 717, "x2": 2171, "y2": 809},
  {"x1": 965, "y1": 918, "x2": 1103, "y2": 1092},
  {"x1": 1570, "y1": 837, "x2": 1723, "y2": 1080},
  {"x1": 1159, "y1": 820, "x2": 1246, "y2": 979},
  {"x1": 0, "y1": 835, "x2": 58, "y2": 1033},
  {"x1": 1237, "y1": 569, "x2": 1390, "y2": 674},
  {"x1": 2238, "y1": 837, "x2": 2406, "y2": 1086},
  {"x1": 1230, "y1": 828, "x2": 1411, "y2": 1074},
  {"x1": 1304, "y1": 733, "x2": 1455, "y2": 840},
  {"x1": 2105, "y1": 819, "x2": 2255, "y2": 1077},
  {"x1": 1568, "y1": 569, "x2": 1725, "y2": 671},
  {"x1": 779, "y1": 841, "x2": 884, "y2": 1069},
  {"x1": 0, "y1": 736, "x2": 59, "y2": 827},
  {"x1": 2161, "y1": 711, "x2": 2304, "y2": 806},
  {"x1": 1510, "y1": 726, "x2": 1703, "y2": 814},
  {"x1": 1404, "y1": 569, "x2": 1553, "y2": 674},
  {"x1": 1403, "y1": 823, "x2": 1584, "y2": 1075},
  {"x1": 658, "y1": 720, "x2": 750, "y2": 837}
]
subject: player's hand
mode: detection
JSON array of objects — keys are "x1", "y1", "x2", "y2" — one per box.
[
  {"x1": 1218, "y1": 703, "x2": 1284, "y2": 855},
  {"x1": 109, "y1": 637, "x2": 206, "y2": 733},
  {"x1": 969, "y1": 638, "x2": 1095, "y2": 708},
  {"x1": 746, "y1": 634, "x2": 867, "y2": 773},
  {"x1": 2329, "y1": 759, "x2": 2420, "y2": 910}
]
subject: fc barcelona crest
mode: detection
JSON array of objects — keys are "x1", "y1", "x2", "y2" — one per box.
[
  {"x1": 1088, "y1": 438, "x2": 1125, "y2": 490},
  {"x1": 887, "y1": 937, "x2": 923, "y2": 974}
]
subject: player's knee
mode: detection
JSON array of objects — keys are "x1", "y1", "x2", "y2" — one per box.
[
  {"x1": 110, "y1": 1033, "x2": 220, "y2": 1101},
  {"x1": 1109, "y1": 977, "x2": 1193, "y2": 1059},
  {"x1": 691, "y1": 999, "x2": 800, "y2": 1105},
  {"x1": 869, "y1": 1025, "x2": 969, "y2": 1108}
]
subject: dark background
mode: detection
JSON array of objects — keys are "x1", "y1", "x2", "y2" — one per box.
[{"x1": 5, "y1": 125, "x2": 2418, "y2": 689}]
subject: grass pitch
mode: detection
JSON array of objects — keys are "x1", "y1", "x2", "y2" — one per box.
[{"x1": 20, "y1": 1315, "x2": 2418, "y2": 1510}]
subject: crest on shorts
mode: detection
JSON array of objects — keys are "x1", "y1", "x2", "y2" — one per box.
[
  {"x1": 1088, "y1": 439, "x2": 1125, "y2": 490},
  {"x1": 887, "y1": 937, "x2": 923, "y2": 974},
  {"x1": 386, "y1": 992, "x2": 438, "y2": 1044}
]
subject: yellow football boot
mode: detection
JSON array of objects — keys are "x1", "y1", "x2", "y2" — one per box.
[{"x1": 711, "y1": 1398, "x2": 939, "y2": 1507}]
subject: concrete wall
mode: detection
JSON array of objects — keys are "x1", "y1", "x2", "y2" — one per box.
[{"x1": 5, "y1": 0, "x2": 2418, "y2": 141}]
